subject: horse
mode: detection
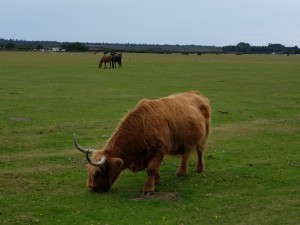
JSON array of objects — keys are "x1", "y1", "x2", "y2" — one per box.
[
  {"x1": 99, "y1": 54, "x2": 113, "y2": 69},
  {"x1": 112, "y1": 52, "x2": 122, "y2": 69}
]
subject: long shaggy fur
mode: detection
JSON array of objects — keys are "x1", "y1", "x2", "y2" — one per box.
[
  {"x1": 104, "y1": 90, "x2": 210, "y2": 171},
  {"x1": 84, "y1": 90, "x2": 211, "y2": 194}
]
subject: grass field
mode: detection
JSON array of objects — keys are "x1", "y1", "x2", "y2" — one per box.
[{"x1": 0, "y1": 51, "x2": 299, "y2": 225}]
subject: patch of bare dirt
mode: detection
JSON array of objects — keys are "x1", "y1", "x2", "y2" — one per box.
[
  {"x1": 10, "y1": 117, "x2": 31, "y2": 121},
  {"x1": 131, "y1": 192, "x2": 181, "y2": 201}
]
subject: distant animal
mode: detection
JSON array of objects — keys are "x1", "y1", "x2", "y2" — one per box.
[
  {"x1": 74, "y1": 90, "x2": 211, "y2": 195},
  {"x1": 112, "y1": 52, "x2": 122, "y2": 68},
  {"x1": 99, "y1": 54, "x2": 113, "y2": 69}
]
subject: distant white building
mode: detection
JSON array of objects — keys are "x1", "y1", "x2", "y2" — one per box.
[{"x1": 52, "y1": 48, "x2": 60, "y2": 52}]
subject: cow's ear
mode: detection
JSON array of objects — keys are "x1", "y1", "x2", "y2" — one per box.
[{"x1": 110, "y1": 157, "x2": 123, "y2": 170}]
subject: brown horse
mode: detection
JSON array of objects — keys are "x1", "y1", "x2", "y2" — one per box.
[{"x1": 99, "y1": 54, "x2": 113, "y2": 69}]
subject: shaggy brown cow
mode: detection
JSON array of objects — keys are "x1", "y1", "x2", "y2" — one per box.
[{"x1": 74, "y1": 90, "x2": 211, "y2": 195}]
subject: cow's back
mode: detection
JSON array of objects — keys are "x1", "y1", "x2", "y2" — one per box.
[{"x1": 129, "y1": 91, "x2": 211, "y2": 154}]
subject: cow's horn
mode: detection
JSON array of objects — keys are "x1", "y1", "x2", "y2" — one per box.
[
  {"x1": 73, "y1": 133, "x2": 94, "y2": 153},
  {"x1": 86, "y1": 153, "x2": 106, "y2": 167}
]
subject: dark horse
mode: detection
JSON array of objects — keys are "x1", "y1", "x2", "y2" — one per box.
[
  {"x1": 112, "y1": 53, "x2": 122, "y2": 68},
  {"x1": 99, "y1": 54, "x2": 113, "y2": 69}
]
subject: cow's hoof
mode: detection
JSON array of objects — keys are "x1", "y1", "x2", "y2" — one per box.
[
  {"x1": 142, "y1": 191, "x2": 155, "y2": 196},
  {"x1": 176, "y1": 171, "x2": 187, "y2": 177},
  {"x1": 196, "y1": 168, "x2": 204, "y2": 173}
]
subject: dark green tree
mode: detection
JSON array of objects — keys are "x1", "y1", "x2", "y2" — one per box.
[
  {"x1": 267, "y1": 43, "x2": 286, "y2": 53},
  {"x1": 236, "y1": 42, "x2": 251, "y2": 53},
  {"x1": 61, "y1": 42, "x2": 88, "y2": 52},
  {"x1": 6, "y1": 42, "x2": 15, "y2": 50},
  {"x1": 36, "y1": 45, "x2": 44, "y2": 50}
]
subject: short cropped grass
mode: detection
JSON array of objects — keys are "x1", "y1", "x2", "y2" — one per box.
[{"x1": 0, "y1": 52, "x2": 299, "y2": 225}]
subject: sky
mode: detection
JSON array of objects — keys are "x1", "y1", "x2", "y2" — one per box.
[{"x1": 1, "y1": 0, "x2": 300, "y2": 47}]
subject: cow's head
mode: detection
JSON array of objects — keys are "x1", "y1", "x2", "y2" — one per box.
[{"x1": 73, "y1": 133, "x2": 123, "y2": 193}]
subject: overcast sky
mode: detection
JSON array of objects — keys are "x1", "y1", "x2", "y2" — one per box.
[{"x1": 1, "y1": 0, "x2": 299, "y2": 46}]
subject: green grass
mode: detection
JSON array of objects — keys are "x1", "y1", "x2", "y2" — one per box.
[{"x1": 0, "y1": 51, "x2": 299, "y2": 225}]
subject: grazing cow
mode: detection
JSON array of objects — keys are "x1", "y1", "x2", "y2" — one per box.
[{"x1": 74, "y1": 91, "x2": 211, "y2": 195}]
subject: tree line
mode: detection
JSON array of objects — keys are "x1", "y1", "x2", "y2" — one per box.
[
  {"x1": 0, "y1": 39, "x2": 89, "y2": 52},
  {"x1": 0, "y1": 38, "x2": 218, "y2": 53},
  {"x1": 222, "y1": 42, "x2": 300, "y2": 54},
  {"x1": 0, "y1": 38, "x2": 299, "y2": 54}
]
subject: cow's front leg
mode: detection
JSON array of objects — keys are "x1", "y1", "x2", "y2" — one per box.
[
  {"x1": 143, "y1": 153, "x2": 164, "y2": 195},
  {"x1": 143, "y1": 169, "x2": 156, "y2": 195},
  {"x1": 155, "y1": 171, "x2": 161, "y2": 184}
]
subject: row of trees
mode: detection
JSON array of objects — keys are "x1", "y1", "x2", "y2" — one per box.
[
  {"x1": 61, "y1": 42, "x2": 88, "y2": 51},
  {"x1": 222, "y1": 42, "x2": 300, "y2": 54},
  {"x1": 0, "y1": 39, "x2": 218, "y2": 53},
  {"x1": 1, "y1": 38, "x2": 299, "y2": 54},
  {"x1": 0, "y1": 39, "x2": 88, "y2": 52}
]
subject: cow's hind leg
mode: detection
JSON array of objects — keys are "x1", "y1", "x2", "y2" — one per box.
[
  {"x1": 177, "y1": 152, "x2": 190, "y2": 176},
  {"x1": 196, "y1": 143, "x2": 206, "y2": 173}
]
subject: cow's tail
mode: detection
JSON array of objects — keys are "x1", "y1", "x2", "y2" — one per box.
[
  {"x1": 199, "y1": 98, "x2": 211, "y2": 136},
  {"x1": 189, "y1": 90, "x2": 211, "y2": 136}
]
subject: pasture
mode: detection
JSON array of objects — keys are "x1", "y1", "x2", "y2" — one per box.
[{"x1": 0, "y1": 51, "x2": 299, "y2": 225}]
